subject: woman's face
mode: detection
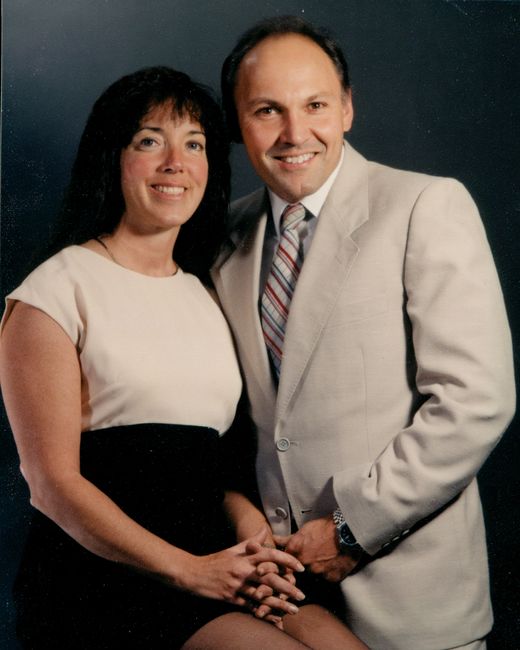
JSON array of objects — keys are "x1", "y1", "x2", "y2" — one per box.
[{"x1": 119, "y1": 102, "x2": 209, "y2": 235}]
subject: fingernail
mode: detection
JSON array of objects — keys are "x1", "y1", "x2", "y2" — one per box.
[
  {"x1": 288, "y1": 604, "x2": 299, "y2": 614},
  {"x1": 296, "y1": 563, "x2": 305, "y2": 572},
  {"x1": 295, "y1": 590, "x2": 305, "y2": 601},
  {"x1": 256, "y1": 610, "x2": 265, "y2": 618}
]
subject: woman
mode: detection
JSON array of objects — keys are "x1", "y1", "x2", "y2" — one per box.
[{"x1": 0, "y1": 67, "x2": 366, "y2": 649}]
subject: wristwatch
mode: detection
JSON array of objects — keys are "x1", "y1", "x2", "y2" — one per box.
[{"x1": 333, "y1": 507, "x2": 363, "y2": 556}]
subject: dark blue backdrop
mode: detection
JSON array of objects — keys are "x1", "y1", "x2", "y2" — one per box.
[{"x1": 2, "y1": 1, "x2": 519, "y2": 647}]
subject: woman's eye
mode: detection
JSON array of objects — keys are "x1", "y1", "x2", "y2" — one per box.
[{"x1": 139, "y1": 137, "x2": 157, "y2": 148}]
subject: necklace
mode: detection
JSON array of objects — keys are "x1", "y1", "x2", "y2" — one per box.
[{"x1": 95, "y1": 236, "x2": 178, "y2": 276}]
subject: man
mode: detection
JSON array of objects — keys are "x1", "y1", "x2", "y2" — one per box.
[{"x1": 212, "y1": 16, "x2": 515, "y2": 650}]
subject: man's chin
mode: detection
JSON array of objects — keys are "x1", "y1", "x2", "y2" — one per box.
[{"x1": 272, "y1": 181, "x2": 317, "y2": 204}]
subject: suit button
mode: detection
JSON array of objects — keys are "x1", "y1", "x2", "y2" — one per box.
[
  {"x1": 276, "y1": 437, "x2": 290, "y2": 451},
  {"x1": 275, "y1": 507, "x2": 289, "y2": 519}
]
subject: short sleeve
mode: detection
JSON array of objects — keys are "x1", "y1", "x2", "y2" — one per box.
[{"x1": 1, "y1": 251, "x2": 83, "y2": 347}]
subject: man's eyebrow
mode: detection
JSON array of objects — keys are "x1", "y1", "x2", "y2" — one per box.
[
  {"x1": 244, "y1": 97, "x2": 279, "y2": 107},
  {"x1": 306, "y1": 92, "x2": 334, "y2": 101},
  {"x1": 244, "y1": 92, "x2": 335, "y2": 108}
]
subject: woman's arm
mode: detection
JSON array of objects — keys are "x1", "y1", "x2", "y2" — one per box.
[
  {"x1": 0, "y1": 302, "x2": 304, "y2": 611},
  {"x1": 224, "y1": 490, "x2": 273, "y2": 543}
]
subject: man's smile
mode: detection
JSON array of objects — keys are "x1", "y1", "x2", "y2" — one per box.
[{"x1": 272, "y1": 152, "x2": 316, "y2": 166}]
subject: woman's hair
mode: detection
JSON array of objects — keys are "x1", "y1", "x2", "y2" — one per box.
[{"x1": 39, "y1": 66, "x2": 230, "y2": 280}]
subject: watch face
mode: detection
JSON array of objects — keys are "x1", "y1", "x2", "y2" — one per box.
[{"x1": 339, "y1": 524, "x2": 356, "y2": 546}]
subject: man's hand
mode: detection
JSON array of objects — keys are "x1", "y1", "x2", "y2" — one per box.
[{"x1": 274, "y1": 516, "x2": 361, "y2": 582}]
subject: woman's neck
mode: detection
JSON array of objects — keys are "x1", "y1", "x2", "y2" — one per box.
[{"x1": 95, "y1": 226, "x2": 179, "y2": 277}]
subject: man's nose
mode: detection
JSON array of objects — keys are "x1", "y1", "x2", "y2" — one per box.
[{"x1": 279, "y1": 111, "x2": 308, "y2": 146}]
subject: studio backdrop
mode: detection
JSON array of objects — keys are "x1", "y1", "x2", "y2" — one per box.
[{"x1": 1, "y1": 1, "x2": 519, "y2": 648}]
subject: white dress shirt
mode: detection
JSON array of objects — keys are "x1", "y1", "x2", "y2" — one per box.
[{"x1": 260, "y1": 145, "x2": 345, "y2": 294}]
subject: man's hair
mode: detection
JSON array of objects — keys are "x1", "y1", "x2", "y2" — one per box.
[
  {"x1": 221, "y1": 15, "x2": 350, "y2": 142},
  {"x1": 39, "y1": 66, "x2": 229, "y2": 281}
]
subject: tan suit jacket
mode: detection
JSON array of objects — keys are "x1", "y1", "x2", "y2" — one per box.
[{"x1": 212, "y1": 141, "x2": 515, "y2": 649}]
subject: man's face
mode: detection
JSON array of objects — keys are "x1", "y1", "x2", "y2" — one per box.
[{"x1": 234, "y1": 34, "x2": 353, "y2": 203}]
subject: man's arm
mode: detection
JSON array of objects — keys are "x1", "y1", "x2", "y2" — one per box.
[{"x1": 282, "y1": 178, "x2": 515, "y2": 572}]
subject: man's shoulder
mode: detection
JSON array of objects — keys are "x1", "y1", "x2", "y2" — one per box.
[
  {"x1": 211, "y1": 187, "x2": 267, "y2": 270},
  {"x1": 225, "y1": 186, "x2": 268, "y2": 241},
  {"x1": 367, "y1": 157, "x2": 440, "y2": 188},
  {"x1": 337, "y1": 141, "x2": 459, "y2": 204},
  {"x1": 364, "y1": 157, "x2": 470, "y2": 206},
  {"x1": 230, "y1": 187, "x2": 267, "y2": 222}
]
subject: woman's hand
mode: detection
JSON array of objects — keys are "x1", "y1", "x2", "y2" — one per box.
[
  {"x1": 245, "y1": 537, "x2": 299, "y2": 628},
  {"x1": 221, "y1": 493, "x2": 305, "y2": 625},
  {"x1": 178, "y1": 528, "x2": 305, "y2": 616}
]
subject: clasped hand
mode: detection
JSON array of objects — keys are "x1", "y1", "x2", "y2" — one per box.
[
  {"x1": 252, "y1": 516, "x2": 362, "y2": 625},
  {"x1": 183, "y1": 527, "x2": 305, "y2": 619}
]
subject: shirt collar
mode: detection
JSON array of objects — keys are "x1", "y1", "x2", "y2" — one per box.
[{"x1": 268, "y1": 144, "x2": 345, "y2": 237}]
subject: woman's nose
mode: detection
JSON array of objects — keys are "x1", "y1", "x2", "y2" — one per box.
[{"x1": 159, "y1": 149, "x2": 184, "y2": 172}]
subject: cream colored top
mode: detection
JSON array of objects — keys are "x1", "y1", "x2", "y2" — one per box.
[{"x1": 2, "y1": 246, "x2": 242, "y2": 433}]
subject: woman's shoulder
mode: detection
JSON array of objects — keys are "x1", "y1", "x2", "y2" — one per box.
[
  {"x1": 22, "y1": 245, "x2": 114, "y2": 287},
  {"x1": 9, "y1": 247, "x2": 78, "y2": 294},
  {"x1": 2, "y1": 246, "x2": 95, "y2": 345},
  {"x1": 24, "y1": 245, "x2": 91, "y2": 279}
]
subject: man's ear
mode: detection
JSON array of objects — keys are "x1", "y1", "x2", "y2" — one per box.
[{"x1": 342, "y1": 89, "x2": 354, "y2": 133}]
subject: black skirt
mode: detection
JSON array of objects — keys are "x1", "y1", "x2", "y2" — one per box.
[{"x1": 14, "y1": 423, "x2": 242, "y2": 649}]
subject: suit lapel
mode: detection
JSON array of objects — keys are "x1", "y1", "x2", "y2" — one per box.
[
  {"x1": 276, "y1": 142, "x2": 370, "y2": 420},
  {"x1": 215, "y1": 191, "x2": 276, "y2": 405}
]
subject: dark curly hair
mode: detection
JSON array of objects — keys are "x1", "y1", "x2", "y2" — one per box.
[
  {"x1": 221, "y1": 15, "x2": 350, "y2": 142},
  {"x1": 40, "y1": 66, "x2": 229, "y2": 281}
]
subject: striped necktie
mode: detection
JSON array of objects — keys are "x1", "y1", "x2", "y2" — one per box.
[{"x1": 261, "y1": 202, "x2": 307, "y2": 378}]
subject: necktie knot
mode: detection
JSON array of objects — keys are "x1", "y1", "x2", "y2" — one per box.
[{"x1": 281, "y1": 203, "x2": 306, "y2": 232}]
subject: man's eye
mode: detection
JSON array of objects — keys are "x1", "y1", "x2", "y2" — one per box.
[
  {"x1": 257, "y1": 106, "x2": 277, "y2": 115},
  {"x1": 309, "y1": 102, "x2": 324, "y2": 110}
]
